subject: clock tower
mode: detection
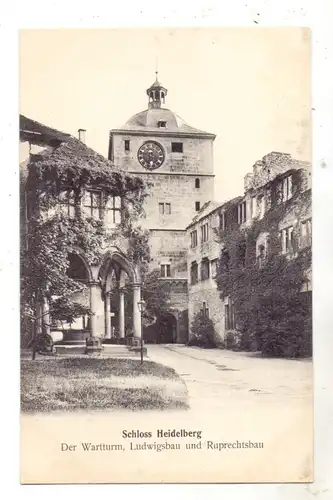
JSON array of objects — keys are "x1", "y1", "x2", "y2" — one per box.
[{"x1": 108, "y1": 74, "x2": 216, "y2": 342}]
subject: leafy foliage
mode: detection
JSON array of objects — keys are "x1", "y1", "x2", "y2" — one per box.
[
  {"x1": 257, "y1": 293, "x2": 312, "y2": 357},
  {"x1": 215, "y1": 178, "x2": 312, "y2": 358},
  {"x1": 50, "y1": 298, "x2": 91, "y2": 324},
  {"x1": 188, "y1": 310, "x2": 217, "y2": 348},
  {"x1": 122, "y1": 269, "x2": 172, "y2": 333}
]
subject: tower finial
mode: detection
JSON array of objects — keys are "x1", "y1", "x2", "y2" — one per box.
[{"x1": 146, "y1": 70, "x2": 167, "y2": 109}]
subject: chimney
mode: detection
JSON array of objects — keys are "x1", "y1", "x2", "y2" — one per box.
[{"x1": 78, "y1": 128, "x2": 86, "y2": 143}]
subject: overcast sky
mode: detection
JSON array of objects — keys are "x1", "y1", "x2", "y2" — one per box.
[{"x1": 19, "y1": 28, "x2": 310, "y2": 201}]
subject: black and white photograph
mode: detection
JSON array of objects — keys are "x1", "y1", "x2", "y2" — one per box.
[{"x1": 19, "y1": 27, "x2": 312, "y2": 484}]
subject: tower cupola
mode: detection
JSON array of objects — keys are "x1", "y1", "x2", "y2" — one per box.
[{"x1": 146, "y1": 72, "x2": 168, "y2": 109}]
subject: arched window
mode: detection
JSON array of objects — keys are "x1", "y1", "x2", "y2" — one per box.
[
  {"x1": 195, "y1": 178, "x2": 200, "y2": 188},
  {"x1": 154, "y1": 90, "x2": 160, "y2": 100}
]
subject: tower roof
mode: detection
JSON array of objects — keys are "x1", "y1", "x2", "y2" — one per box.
[
  {"x1": 147, "y1": 72, "x2": 165, "y2": 90},
  {"x1": 111, "y1": 73, "x2": 216, "y2": 138},
  {"x1": 119, "y1": 107, "x2": 215, "y2": 137}
]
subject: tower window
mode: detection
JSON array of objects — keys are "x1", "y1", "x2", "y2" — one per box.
[
  {"x1": 171, "y1": 142, "x2": 183, "y2": 153},
  {"x1": 190, "y1": 262, "x2": 198, "y2": 285},
  {"x1": 219, "y1": 210, "x2": 226, "y2": 231},
  {"x1": 83, "y1": 190, "x2": 102, "y2": 219},
  {"x1": 124, "y1": 140, "x2": 130, "y2": 152},
  {"x1": 200, "y1": 258, "x2": 210, "y2": 281},
  {"x1": 201, "y1": 223, "x2": 209, "y2": 243},
  {"x1": 282, "y1": 174, "x2": 293, "y2": 201},
  {"x1": 158, "y1": 120, "x2": 167, "y2": 128},
  {"x1": 190, "y1": 230, "x2": 198, "y2": 248},
  {"x1": 154, "y1": 91, "x2": 160, "y2": 100},
  {"x1": 300, "y1": 218, "x2": 312, "y2": 248},
  {"x1": 211, "y1": 259, "x2": 218, "y2": 278},
  {"x1": 202, "y1": 301, "x2": 209, "y2": 318},
  {"x1": 159, "y1": 202, "x2": 171, "y2": 215},
  {"x1": 195, "y1": 178, "x2": 200, "y2": 188},
  {"x1": 238, "y1": 201, "x2": 247, "y2": 224},
  {"x1": 195, "y1": 201, "x2": 201, "y2": 212},
  {"x1": 160, "y1": 264, "x2": 171, "y2": 278},
  {"x1": 281, "y1": 226, "x2": 294, "y2": 254},
  {"x1": 105, "y1": 195, "x2": 122, "y2": 227},
  {"x1": 58, "y1": 189, "x2": 76, "y2": 218}
]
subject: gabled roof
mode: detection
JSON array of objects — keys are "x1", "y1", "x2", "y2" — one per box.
[
  {"x1": 186, "y1": 196, "x2": 243, "y2": 229},
  {"x1": 22, "y1": 115, "x2": 145, "y2": 193},
  {"x1": 20, "y1": 115, "x2": 70, "y2": 144}
]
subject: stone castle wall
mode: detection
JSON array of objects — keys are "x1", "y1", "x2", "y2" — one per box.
[
  {"x1": 111, "y1": 133, "x2": 214, "y2": 175},
  {"x1": 111, "y1": 132, "x2": 215, "y2": 230}
]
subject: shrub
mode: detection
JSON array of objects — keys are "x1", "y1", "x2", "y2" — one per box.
[
  {"x1": 258, "y1": 294, "x2": 312, "y2": 358},
  {"x1": 225, "y1": 329, "x2": 242, "y2": 350},
  {"x1": 188, "y1": 311, "x2": 217, "y2": 348}
]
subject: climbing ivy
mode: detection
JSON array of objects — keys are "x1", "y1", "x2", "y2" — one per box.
[
  {"x1": 215, "y1": 171, "x2": 312, "y2": 358},
  {"x1": 21, "y1": 137, "x2": 151, "y2": 330}
]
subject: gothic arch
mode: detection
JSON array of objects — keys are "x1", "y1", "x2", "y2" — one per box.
[
  {"x1": 69, "y1": 247, "x2": 93, "y2": 281},
  {"x1": 99, "y1": 248, "x2": 140, "y2": 286}
]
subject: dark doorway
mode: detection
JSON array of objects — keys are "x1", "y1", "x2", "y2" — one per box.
[
  {"x1": 156, "y1": 314, "x2": 177, "y2": 344},
  {"x1": 67, "y1": 253, "x2": 89, "y2": 281}
]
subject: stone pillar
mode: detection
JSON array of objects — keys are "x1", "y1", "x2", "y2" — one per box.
[
  {"x1": 41, "y1": 296, "x2": 50, "y2": 335},
  {"x1": 119, "y1": 288, "x2": 125, "y2": 339},
  {"x1": 89, "y1": 281, "x2": 100, "y2": 338},
  {"x1": 132, "y1": 283, "x2": 142, "y2": 339},
  {"x1": 104, "y1": 291, "x2": 111, "y2": 339}
]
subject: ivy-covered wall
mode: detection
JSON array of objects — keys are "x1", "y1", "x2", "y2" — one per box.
[
  {"x1": 186, "y1": 152, "x2": 312, "y2": 356},
  {"x1": 20, "y1": 125, "x2": 152, "y2": 343}
]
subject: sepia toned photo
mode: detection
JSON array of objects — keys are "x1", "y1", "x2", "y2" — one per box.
[{"x1": 20, "y1": 27, "x2": 312, "y2": 484}]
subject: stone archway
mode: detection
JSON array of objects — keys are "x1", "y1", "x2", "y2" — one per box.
[
  {"x1": 52, "y1": 248, "x2": 143, "y2": 354},
  {"x1": 98, "y1": 249, "x2": 142, "y2": 343},
  {"x1": 155, "y1": 313, "x2": 177, "y2": 344},
  {"x1": 52, "y1": 252, "x2": 92, "y2": 345}
]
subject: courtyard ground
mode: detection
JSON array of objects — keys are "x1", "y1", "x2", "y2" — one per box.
[
  {"x1": 146, "y1": 343, "x2": 312, "y2": 412},
  {"x1": 21, "y1": 353, "x2": 188, "y2": 412},
  {"x1": 144, "y1": 344, "x2": 313, "y2": 481}
]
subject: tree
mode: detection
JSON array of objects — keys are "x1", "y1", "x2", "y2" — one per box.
[{"x1": 188, "y1": 310, "x2": 217, "y2": 348}]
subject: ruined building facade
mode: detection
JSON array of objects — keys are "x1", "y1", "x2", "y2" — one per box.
[{"x1": 186, "y1": 152, "x2": 312, "y2": 342}]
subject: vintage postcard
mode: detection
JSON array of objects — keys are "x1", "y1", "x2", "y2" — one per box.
[{"x1": 20, "y1": 27, "x2": 312, "y2": 484}]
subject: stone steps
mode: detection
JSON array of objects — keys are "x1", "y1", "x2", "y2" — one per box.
[
  {"x1": 54, "y1": 344, "x2": 86, "y2": 355},
  {"x1": 53, "y1": 343, "x2": 147, "y2": 357},
  {"x1": 102, "y1": 345, "x2": 132, "y2": 357}
]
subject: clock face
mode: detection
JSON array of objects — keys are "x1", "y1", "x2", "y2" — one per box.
[{"x1": 137, "y1": 141, "x2": 165, "y2": 170}]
